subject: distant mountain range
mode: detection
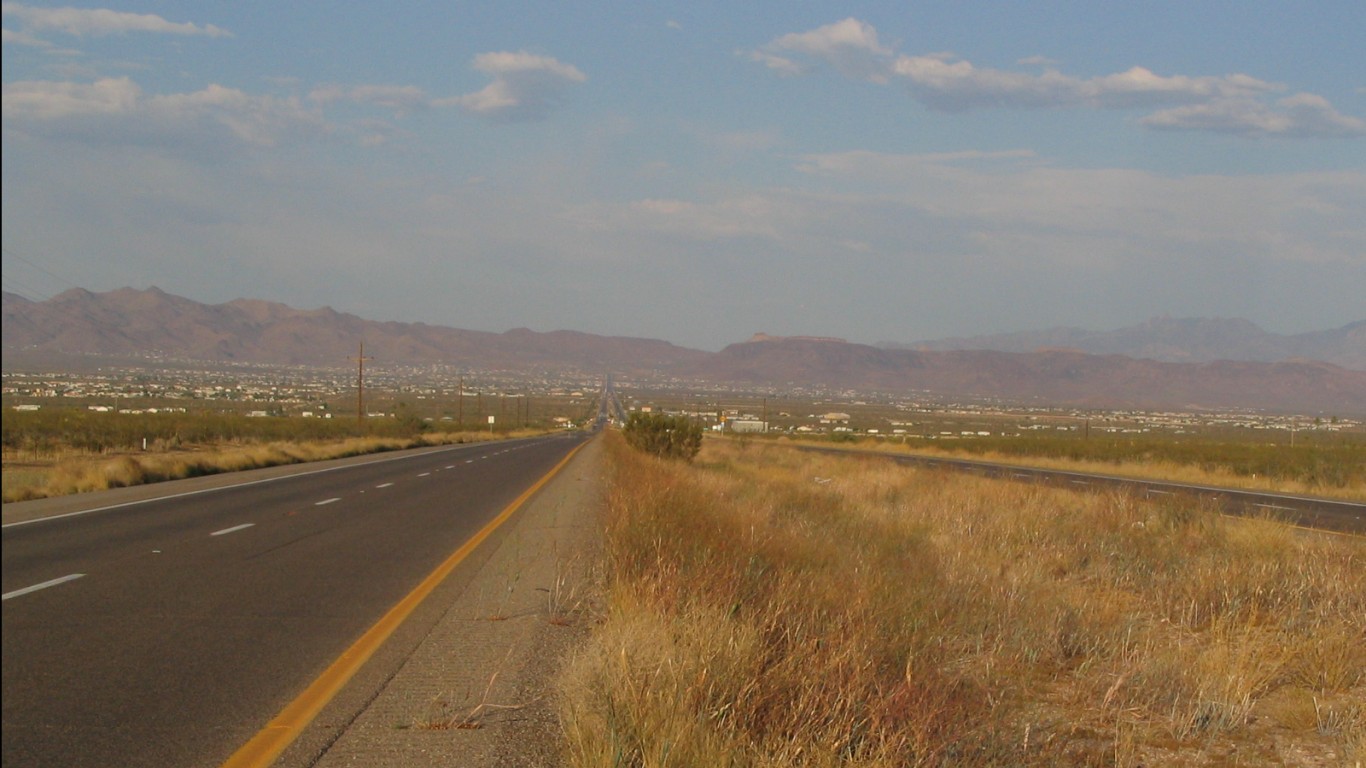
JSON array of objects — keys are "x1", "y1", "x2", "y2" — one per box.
[
  {"x1": 1, "y1": 287, "x2": 706, "y2": 372},
  {"x1": 883, "y1": 316, "x2": 1366, "y2": 371},
  {"x1": 5, "y1": 288, "x2": 1365, "y2": 414}
]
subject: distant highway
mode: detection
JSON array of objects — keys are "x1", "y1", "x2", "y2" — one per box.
[
  {"x1": 795, "y1": 445, "x2": 1366, "y2": 536},
  {"x1": 598, "y1": 373, "x2": 628, "y2": 426},
  {"x1": 1, "y1": 432, "x2": 589, "y2": 768}
]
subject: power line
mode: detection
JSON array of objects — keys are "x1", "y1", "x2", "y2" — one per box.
[
  {"x1": 1, "y1": 272, "x2": 50, "y2": 300},
  {"x1": 1, "y1": 245, "x2": 83, "y2": 295}
]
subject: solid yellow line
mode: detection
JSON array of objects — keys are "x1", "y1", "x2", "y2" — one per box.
[{"x1": 220, "y1": 439, "x2": 589, "y2": 768}]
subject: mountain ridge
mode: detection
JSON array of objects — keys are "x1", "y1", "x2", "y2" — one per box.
[
  {"x1": 882, "y1": 316, "x2": 1366, "y2": 371},
  {"x1": 5, "y1": 288, "x2": 1364, "y2": 414}
]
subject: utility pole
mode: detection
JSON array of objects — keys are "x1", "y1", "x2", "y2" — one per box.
[
  {"x1": 350, "y1": 342, "x2": 372, "y2": 428},
  {"x1": 457, "y1": 376, "x2": 464, "y2": 428}
]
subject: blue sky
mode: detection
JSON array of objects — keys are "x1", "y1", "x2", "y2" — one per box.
[{"x1": 3, "y1": 2, "x2": 1363, "y2": 351}]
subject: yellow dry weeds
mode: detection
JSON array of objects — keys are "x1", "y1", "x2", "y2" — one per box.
[{"x1": 558, "y1": 435, "x2": 1365, "y2": 767}]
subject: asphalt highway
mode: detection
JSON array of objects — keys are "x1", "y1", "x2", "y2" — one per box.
[{"x1": 1, "y1": 432, "x2": 589, "y2": 768}]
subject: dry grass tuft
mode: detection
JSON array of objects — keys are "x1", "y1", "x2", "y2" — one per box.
[{"x1": 558, "y1": 434, "x2": 1366, "y2": 766}]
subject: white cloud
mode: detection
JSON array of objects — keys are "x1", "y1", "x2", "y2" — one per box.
[
  {"x1": 891, "y1": 54, "x2": 1081, "y2": 109},
  {"x1": 2, "y1": 77, "x2": 322, "y2": 146},
  {"x1": 759, "y1": 17, "x2": 892, "y2": 82},
  {"x1": 889, "y1": 57, "x2": 1284, "y2": 112},
  {"x1": 748, "y1": 49, "x2": 803, "y2": 76},
  {"x1": 1, "y1": 2, "x2": 230, "y2": 38},
  {"x1": 1142, "y1": 93, "x2": 1366, "y2": 137},
  {"x1": 309, "y1": 53, "x2": 587, "y2": 124},
  {"x1": 1, "y1": 52, "x2": 589, "y2": 154},
  {"x1": 754, "y1": 18, "x2": 1363, "y2": 138},
  {"x1": 2, "y1": 25, "x2": 48, "y2": 47},
  {"x1": 2, "y1": 76, "x2": 137, "y2": 118},
  {"x1": 439, "y1": 51, "x2": 586, "y2": 121}
]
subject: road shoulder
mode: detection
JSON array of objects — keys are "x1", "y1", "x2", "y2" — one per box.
[{"x1": 296, "y1": 434, "x2": 603, "y2": 767}]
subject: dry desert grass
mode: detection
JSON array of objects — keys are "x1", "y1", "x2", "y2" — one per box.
[
  {"x1": 558, "y1": 434, "x2": 1365, "y2": 767},
  {"x1": 812, "y1": 440, "x2": 1366, "y2": 503},
  {"x1": 1, "y1": 429, "x2": 543, "y2": 503}
]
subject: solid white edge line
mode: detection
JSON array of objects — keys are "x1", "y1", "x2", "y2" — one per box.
[
  {"x1": 211, "y1": 523, "x2": 256, "y2": 537},
  {"x1": 3, "y1": 573, "x2": 86, "y2": 601},
  {"x1": 2, "y1": 435, "x2": 560, "y2": 530}
]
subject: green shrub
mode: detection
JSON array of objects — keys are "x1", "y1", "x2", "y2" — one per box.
[{"x1": 622, "y1": 412, "x2": 702, "y2": 462}]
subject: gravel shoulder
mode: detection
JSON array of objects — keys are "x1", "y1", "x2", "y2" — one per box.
[{"x1": 285, "y1": 434, "x2": 604, "y2": 767}]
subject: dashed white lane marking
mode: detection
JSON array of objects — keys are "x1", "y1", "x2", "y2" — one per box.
[
  {"x1": 315, "y1": 498, "x2": 341, "y2": 506},
  {"x1": 418, "y1": 472, "x2": 431, "y2": 477},
  {"x1": 445, "y1": 465, "x2": 455, "y2": 469},
  {"x1": 211, "y1": 523, "x2": 255, "y2": 537},
  {"x1": 3, "y1": 573, "x2": 86, "y2": 601},
  {"x1": 376, "y1": 482, "x2": 394, "y2": 489}
]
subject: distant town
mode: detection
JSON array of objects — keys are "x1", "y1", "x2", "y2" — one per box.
[{"x1": 4, "y1": 360, "x2": 1360, "y2": 442}]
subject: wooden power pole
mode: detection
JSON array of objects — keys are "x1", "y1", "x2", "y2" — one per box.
[{"x1": 351, "y1": 342, "x2": 371, "y2": 427}]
